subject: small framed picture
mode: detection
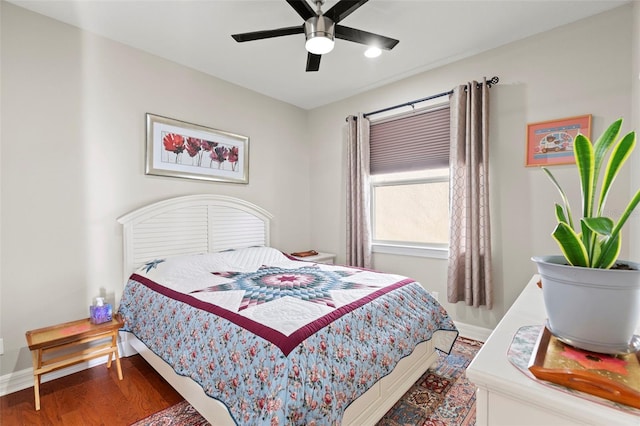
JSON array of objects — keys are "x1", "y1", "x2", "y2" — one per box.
[
  {"x1": 525, "y1": 114, "x2": 591, "y2": 167},
  {"x1": 145, "y1": 113, "x2": 249, "y2": 184}
]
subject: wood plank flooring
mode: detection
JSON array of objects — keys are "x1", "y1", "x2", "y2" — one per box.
[{"x1": 0, "y1": 355, "x2": 183, "y2": 425}]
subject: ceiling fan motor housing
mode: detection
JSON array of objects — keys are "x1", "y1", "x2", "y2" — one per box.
[{"x1": 305, "y1": 16, "x2": 335, "y2": 43}]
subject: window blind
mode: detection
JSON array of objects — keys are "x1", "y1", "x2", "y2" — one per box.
[{"x1": 369, "y1": 106, "x2": 450, "y2": 175}]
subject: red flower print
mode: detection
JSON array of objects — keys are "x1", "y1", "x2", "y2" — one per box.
[
  {"x1": 210, "y1": 146, "x2": 229, "y2": 168},
  {"x1": 561, "y1": 345, "x2": 629, "y2": 375},
  {"x1": 382, "y1": 354, "x2": 392, "y2": 367},
  {"x1": 324, "y1": 392, "x2": 332, "y2": 404},
  {"x1": 202, "y1": 140, "x2": 217, "y2": 152},
  {"x1": 267, "y1": 399, "x2": 282, "y2": 412},
  {"x1": 257, "y1": 368, "x2": 269, "y2": 382},
  {"x1": 228, "y1": 146, "x2": 239, "y2": 171},
  {"x1": 186, "y1": 137, "x2": 203, "y2": 165},
  {"x1": 162, "y1": 133, "x2": 185, "y2": 162},
  {"x1": 186, "y1": 137, "x2": 201, "y2": 156}
]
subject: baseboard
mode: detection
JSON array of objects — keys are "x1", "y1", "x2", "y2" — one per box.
[
  {"x1": 0, "y1": 355, "x2": 109, "y2": 398},
  {"x1": 455, "y1": 321, "x2": 492, "y2": 342},
  {"x1": 0, "y1": 340, "x2": 133, "y2": 398}
]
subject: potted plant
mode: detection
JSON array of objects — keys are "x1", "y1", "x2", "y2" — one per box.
[{"x1": 532, "y1": 118, "x2": 640, "y2": 354}]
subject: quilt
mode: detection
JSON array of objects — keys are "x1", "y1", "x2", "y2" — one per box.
[{"x1": 119, "y1": 247, "x2": 458, "y2": 425}]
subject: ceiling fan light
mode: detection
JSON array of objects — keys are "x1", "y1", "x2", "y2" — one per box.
[
  {"x1": 305, "y1": 16, "x2": 335, "y2": 55},
  {"x1": 306, "y1": 36, "x2": 335, "y2": 55},
  {"x1": 364, "y1": 46, "x2": 382, "y2": 58}
]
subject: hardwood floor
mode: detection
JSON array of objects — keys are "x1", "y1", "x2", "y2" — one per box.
[{"x1": 0, "y1": 355, "x2": 183, "y2": 425}]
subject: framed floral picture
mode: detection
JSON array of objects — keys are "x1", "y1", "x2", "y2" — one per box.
[
  {"x1": 145, "y1": 113, "x2": 249, "y2": 184},
  {"x1": 525, "y1": 114, "x2": 591, "y2": 167}
]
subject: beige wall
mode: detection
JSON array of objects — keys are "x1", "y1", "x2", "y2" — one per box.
[
  {"x1": 1, "y1": 1, "x2": 637, "y2": 378},
  {"x1": 307, "y1": 5, "x2": 634, "y2": 330},
  {"x1": 0, "y1": 2, "x2": 311, "y2": 375}
]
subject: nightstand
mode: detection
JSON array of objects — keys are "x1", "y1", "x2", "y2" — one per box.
[
  {"x1": 291, "y1": 252, "x2": 336, "y2": 264},
  {"x1": 25, "y1": 314, "x2": 124, "y2": 410}
]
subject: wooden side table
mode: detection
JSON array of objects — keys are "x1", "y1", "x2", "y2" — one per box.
[{"x1": 25, "y1": 314, "x2": 124, "y2": 410}]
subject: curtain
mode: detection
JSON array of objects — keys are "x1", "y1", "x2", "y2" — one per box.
[
  {"x1": 346, "y1": 113, "x2": 372, "y2": 268},
  {"x1": 447, "y1": 79, "x2": 493, "y2": 308}
]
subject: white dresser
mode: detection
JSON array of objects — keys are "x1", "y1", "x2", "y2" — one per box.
[{"x1": 466, "y1": 275, "x2": 639, "y2": 426}]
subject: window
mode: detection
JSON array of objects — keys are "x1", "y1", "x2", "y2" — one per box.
[{"x1": 369, "y1": 104, "x2": 450, "y2": 258}]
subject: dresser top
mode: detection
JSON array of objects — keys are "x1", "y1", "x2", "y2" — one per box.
[{"x1": 466, "y1": 275, "x2": 639, "y2": 425}]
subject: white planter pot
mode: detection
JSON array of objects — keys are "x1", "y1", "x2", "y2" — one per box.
[{"x1": 532, "y1": 255, "x2": 640, "y2": 354}]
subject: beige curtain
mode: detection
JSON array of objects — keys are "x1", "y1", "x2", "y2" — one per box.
[
  {"x1": 346, "y1": 113, "x2": 372, "y2": 268},
  {"x1": 447, "y1": 79, "x2": 493, "y2": 308}
]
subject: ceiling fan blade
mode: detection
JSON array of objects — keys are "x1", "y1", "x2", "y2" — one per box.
[
  {"x1": 232, "y1": 25, "x2": 304, "y2": 42},
  {"x1": 324, "y1": 0, "x2": 369, "y2": 24},
  {"x1": 335, "y1": 25, "x2": 399, "y2": 50},
  {"x1": 306, "y1": 53, "x2": 321, "y2": 72},
  {"x1": 286, "y1": 0, "x2": 316, "y2": 20}
]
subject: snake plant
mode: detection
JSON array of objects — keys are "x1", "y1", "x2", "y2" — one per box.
[{"x1": 543, "y1": 118, "x2": 640, "y2": 269}]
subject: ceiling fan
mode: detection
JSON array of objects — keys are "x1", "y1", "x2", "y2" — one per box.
[{"x1": 231, "y1": 0, "x2": 399, "y2": 72}]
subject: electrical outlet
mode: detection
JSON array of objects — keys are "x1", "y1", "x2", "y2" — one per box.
[{"x1": 0, "y1": 338, "x2": 4, "y2": 355}]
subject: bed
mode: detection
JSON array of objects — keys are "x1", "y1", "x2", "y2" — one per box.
[{"x1": 116, "y1": 194, "x2": 458, "y2": 425}]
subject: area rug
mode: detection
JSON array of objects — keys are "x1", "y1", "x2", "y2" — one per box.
[
  {"x1": 132, "y1": 336, "x2": 481, "y2": 426},
  {"x1": 377, "y1": 336, "x2": 481, "y2": 426}
]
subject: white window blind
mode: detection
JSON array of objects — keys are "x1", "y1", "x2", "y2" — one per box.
[{"x1": 369, "y1": 105, "x2": 450, "y2": 175}]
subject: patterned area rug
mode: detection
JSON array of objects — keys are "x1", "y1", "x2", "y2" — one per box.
[
  {"x1": 131, "y1": 337, "x2": 481, "y2": 426},
  {"x1": 377, "y1": 336, "x2": 481, "y2": 426}
]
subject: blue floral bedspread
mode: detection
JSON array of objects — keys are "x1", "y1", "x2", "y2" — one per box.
[{"x1": 118, "y1": 249, "x2": 458, "y2": 425}]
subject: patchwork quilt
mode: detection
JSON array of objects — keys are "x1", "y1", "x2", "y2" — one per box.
[{"x1": 119, "y1": 247, "x2": 458, "y2": 425}]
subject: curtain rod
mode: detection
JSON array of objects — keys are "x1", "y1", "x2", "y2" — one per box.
[{"x1": 349, "y1": 76, "x2": 499, "y2": 121}]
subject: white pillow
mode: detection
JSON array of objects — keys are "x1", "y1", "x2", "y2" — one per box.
[{"x1": 215, "y1": 246, "x2": 290, "y2": 271}]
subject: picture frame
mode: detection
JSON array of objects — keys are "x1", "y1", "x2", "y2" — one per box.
[
  {"x1": 525, "y1": 114, "x2": 592, "y2": 167},
  {"x1": 145, "y1": 113, "x2": 249, "y2": 184}
]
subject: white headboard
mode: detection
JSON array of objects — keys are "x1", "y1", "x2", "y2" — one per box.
[{"x1": 117, "y1": 195, "x2": 273, "y2": 281}]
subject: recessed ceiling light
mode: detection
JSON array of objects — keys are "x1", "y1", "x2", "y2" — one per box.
[{"x1": 364, "y1": 47, "x2": 382, "y2": 58}]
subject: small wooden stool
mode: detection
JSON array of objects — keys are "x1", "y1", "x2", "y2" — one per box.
[{"x1": 25, "y1": 314, "x2": 124, "y2": 410}]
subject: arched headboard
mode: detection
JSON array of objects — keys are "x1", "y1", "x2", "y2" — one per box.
[{"x1": 117, "y1": 195, "x2": 273, "y2": 281}]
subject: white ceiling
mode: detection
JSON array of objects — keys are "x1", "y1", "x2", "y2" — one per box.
[{"x1": 8, "y1": 0, "x2": 630, "y2": 110}]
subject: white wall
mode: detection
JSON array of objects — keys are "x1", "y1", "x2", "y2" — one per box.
[
  {"x1": 0, "y1": 2, "x2": 311, "y2": 375},
  {"x1": 308, "y1": 5, "x2": 634, "y2": 330}
]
